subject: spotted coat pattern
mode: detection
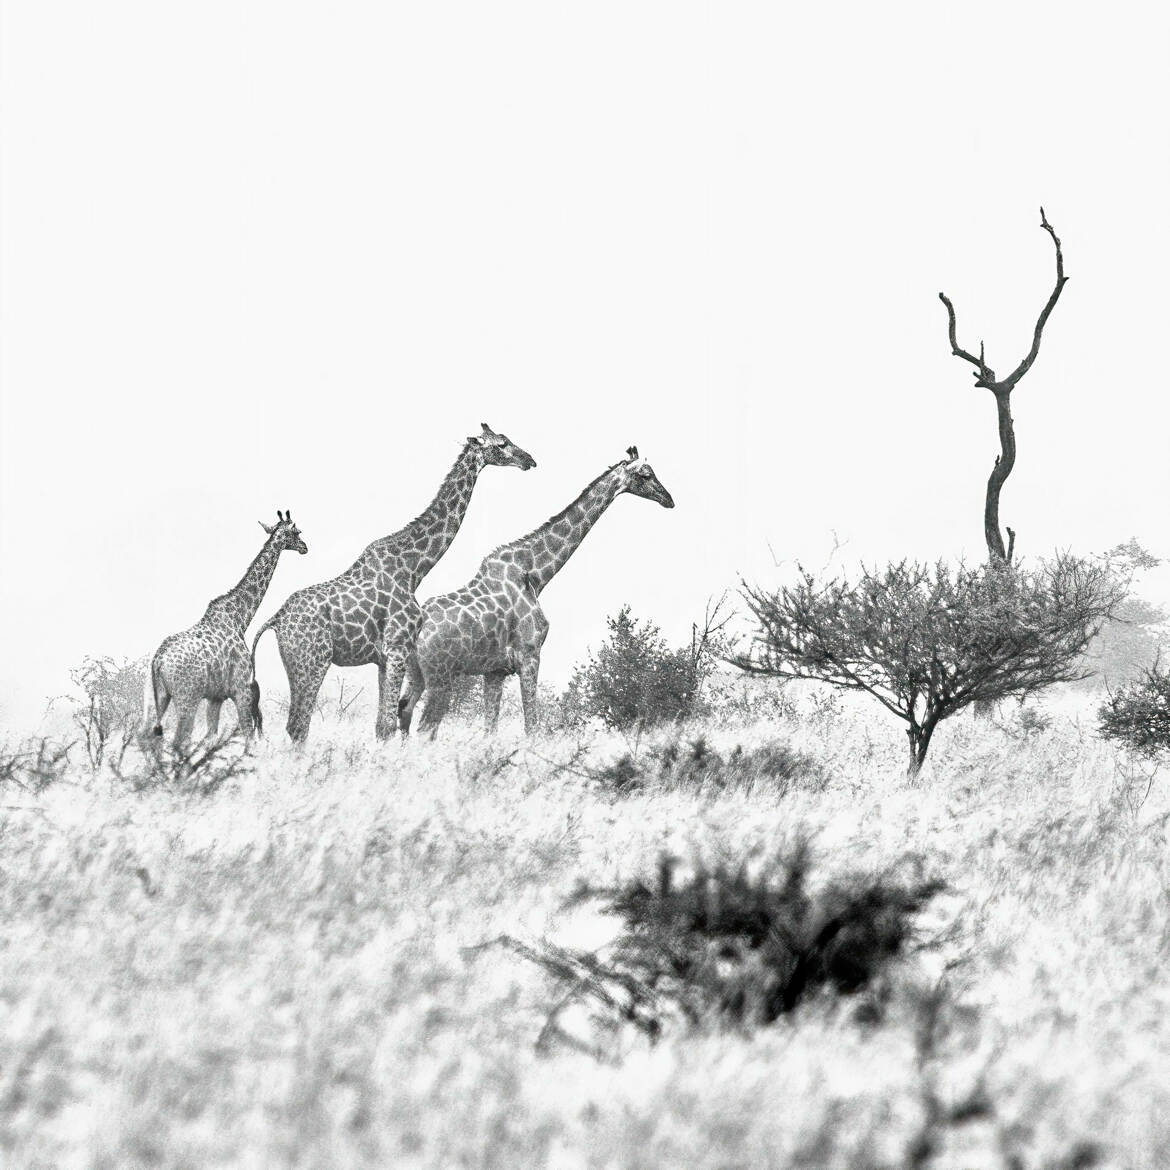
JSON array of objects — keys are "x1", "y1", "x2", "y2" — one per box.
[
  {"x1": 151, "y1": 511, "x2": 308, "y2": 748},
  {"x1": 251, "y1": 425, "x2": 536, "y2": 741},
  {"x1": 399, "y1": 449, "x2": 674, "y2": 737}
]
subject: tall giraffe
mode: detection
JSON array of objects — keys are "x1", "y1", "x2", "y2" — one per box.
[
  {"x1": 251, "y1": 424, "x2": 536, "y2": 741},
  {"x1": 399, "y1": 447, "x2": 674, "y2": 736},
  {"x1": 151, "y1": 510, "x2": 308, "y2": 748}
]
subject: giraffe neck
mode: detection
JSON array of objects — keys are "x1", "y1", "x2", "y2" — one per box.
[
  {"x1": 394, "y1": 445, "x2": 484, "y2": 589},
  {"x1": 210, "y1": 535, "x2": 283, "y2": 631},
  {"x1": 497, "y1": 468, "x2": 624, "y2": 594}
]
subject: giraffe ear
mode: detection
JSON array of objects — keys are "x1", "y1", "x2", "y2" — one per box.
[
  {"x1": 259, "y1": 519, "x2": 275, "y2": 535},
  {"x1": 481, "y1": 422, "x2": 492, "y2": 433}
]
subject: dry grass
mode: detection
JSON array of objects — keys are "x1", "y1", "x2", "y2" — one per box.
[{"x1": 1, "y1": 688, "x2": 1168, "y2": 1168}]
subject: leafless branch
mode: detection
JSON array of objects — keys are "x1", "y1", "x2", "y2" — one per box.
[
  {"x1": 1001, "y1": 207, "x2": 1068, "y2": 388},
  {"x1": 937, "y1": 293, "x2": 992, "y2": 384}
]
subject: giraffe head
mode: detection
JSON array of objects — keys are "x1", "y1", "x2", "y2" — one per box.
[
  {"x1": 258, "y1": 509, "x2": 309, "y2": 554},
  {"x1": 471, "y1": 423, "x2": 537, "y2": 471},
  {"x1": 616, "y1": 446, "x2": 675, "y2": 508}
]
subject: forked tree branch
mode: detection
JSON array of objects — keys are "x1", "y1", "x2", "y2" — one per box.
[{"x1": 938, "y1": 207, "x2": 1068, "y2": 395}]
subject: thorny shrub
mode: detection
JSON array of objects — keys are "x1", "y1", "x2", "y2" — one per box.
[
  {"x1": 503, "y1": 841, "x2": 943, "y2": 1043},
  {"x1": 108, "y1": 731, "x2": 253, "y2": 798},
  {"x1": 1098, "y1": 660, "x2": 1170, "y2": 759},
  {"x1": 68, "y1": 655, "x2": 149, "y2": 767},
  {"x1": 593, "y1": 735, "x2": 824, "y2": 796},
  {"x1": 989, "y1": 697, "x2": 1054, "y2": 740},
  {"x1": 1076, "y1": 538, "x2": 1166, "y2": 690},
  {"x1": 0, "y1": 738, "x2": 73, "y2": 793},
  {"x1": 564, "y1": 601, "x2": 729, "y2": 731}
]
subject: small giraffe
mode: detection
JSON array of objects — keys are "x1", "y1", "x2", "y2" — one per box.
[
  {"x1": 251, "y1": 424, "x2": 537, "y2": 741},
  {"x1": 399, "y1": 447, "x2": 674, "y2": 736},
  {"x1": 151, "y1": 510, "x2": 308, "y2": 748}
]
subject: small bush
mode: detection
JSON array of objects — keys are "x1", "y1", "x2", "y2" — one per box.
[
  {"x1": 594, "y1": 735, "x2": 823, "y2": 795},
  {"x1": 702, "y1": 673, "x2": 801, "y2": 723},
  {"x1": 506, "y1": 843, "x2": 943, "y2": 1042},
  {"x1": 1076, "y1": 540, "x2": 1166, "y2": 689},
  {"x1": 566, "y1": 602, "x2": 728, "y2": 731},
  {"x1": 109, "y1": 733, "x2": 252, "y2": 798},
  {"x1": 0, "y1": 738, "x2": 73, "y2": 793},
  {"x1": 989, "y1": 698, "x2": 1053, "y2": 740},
  {"x1": 1098, "y1": 661, "x2": 1170, "y2": 758},
  {"x1": 69, "y1": 655, "x2": 149, "y2": 767}
]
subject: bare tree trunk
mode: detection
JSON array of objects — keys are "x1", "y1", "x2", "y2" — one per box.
[
  {"x1": 907, "y1": 730, "x2": 922, "y2": 778},
  {"x1": 939, "y1": 208, "x2": 1067, "y2": 567},
  {"x1": 906, "y1": 719, "x2": 937, "y2": 778},
  {"x1": 984, "y1": 390, "x2": 1017, "y2": 564}
]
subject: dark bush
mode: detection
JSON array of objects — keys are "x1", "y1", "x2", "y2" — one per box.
[
  {"x1": 109, "y1": 732, "x2": 252, "y2": 798},
  {"x1": 594, "y1": 735, "x2": 823, "y2": 795},
  {"x1": 1098, "y1": 661, "x2": 1170, "y2": 758},
  {"x1": 506, "y1": 842, "x2": 942, "y2": 1041},
  {"x1": 0, "y1": 738, "x2": 73, "y2": 793}
]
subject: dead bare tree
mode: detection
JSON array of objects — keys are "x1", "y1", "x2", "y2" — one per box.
[{"x1": 939, "y1": 208, "x2": 1068, "y2": 564}]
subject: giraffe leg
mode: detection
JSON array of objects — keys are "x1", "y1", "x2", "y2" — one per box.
[
  {"x1": 281, "y1": 633, "x2": 331, "y2": 743},
  {"x1": 419, "y1": 685, "x2": 453, "y2": 739},
  {"x1": 376, "y1": 649, "x2": 409, "y2": 740},
  {"x1": 518, "y1": 656, "x2": 541, "y2": 735},
  {"x1": 397, "y1": 657, "x2": 425, "y2": 734},
  {"x1": 173, "y1": 701, "x2": 199, "y2": 753},
  {"x1": 206, "y1": 699, "x2": 223, "y2": 740},
  {"x1": 483, "y1": 672, "x2": 506, "y2": 733},
  {"x1": 230, "y1": 687, "x2": 256, "y2": 740}
]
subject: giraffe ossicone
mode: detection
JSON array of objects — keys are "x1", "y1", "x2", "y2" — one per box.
[
  {"x1": 251, "y1": 424, "x2": 537, "y2": 742},
  {"x1": 150, "y1": 510, "x2": 308, "y2": 749},
  {"x1": 399, "y1": 446, "x2": 674, "y2": 737}
]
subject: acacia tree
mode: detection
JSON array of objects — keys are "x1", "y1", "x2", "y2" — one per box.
[
  {"x1": 734, "y1": 556, "x2": 1121, "y2": 775},
  {"x1": 939, "y1": 209, "x2": 1068, "y2": 564}
]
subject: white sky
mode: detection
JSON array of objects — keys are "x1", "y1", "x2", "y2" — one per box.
[{"x1": 2, "y1": 2, "x2": 1169, "y2": 727}]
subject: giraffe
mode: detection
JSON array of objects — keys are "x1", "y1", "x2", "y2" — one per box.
[
  {"x1": 151, "y1": 510, "x2": 308, "y2": 748},
  {"x1": 399, "y1": 447, "x2": 674, "y2": 737},
  {"x1": 250, "y1": 424, "x2": 536, "y2": 742}
]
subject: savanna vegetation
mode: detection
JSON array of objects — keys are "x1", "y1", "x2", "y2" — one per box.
[{"x1": 1, "y1": 603, "x2": 1168, "y2": 1168}]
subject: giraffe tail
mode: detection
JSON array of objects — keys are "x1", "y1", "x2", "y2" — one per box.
[
  {"x1": 250, "y1": 680, "x2": 264, "y2": 736},
  {"x1": 249, "y1": 620, "x2": 275, "y2": 736},
  {"x1": 150, "y1": 657, "x2": 168, "y2": 737}
]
